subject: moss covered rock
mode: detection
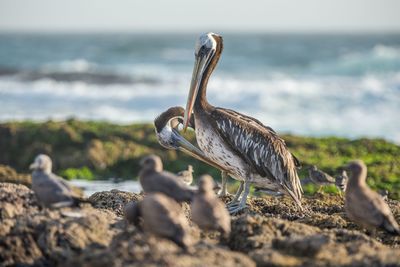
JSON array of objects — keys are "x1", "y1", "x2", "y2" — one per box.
[{"x1": 0, "y1": 120, "x2": 399, "y2": 199}]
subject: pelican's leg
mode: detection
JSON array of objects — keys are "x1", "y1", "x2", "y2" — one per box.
[
  {"x1": 218, "y1": 171, "x2": 228, "y2": 197},
  {"x1": 227, "y1": 181, "x2": 244, "y2": 207},
  {"x1": 228, "y1": 181, "x2": 250, "y2": 214}
]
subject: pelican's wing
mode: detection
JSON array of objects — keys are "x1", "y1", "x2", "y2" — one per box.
[{"x1": 210, "y1": 107, "x2": 303, "y2": 206}]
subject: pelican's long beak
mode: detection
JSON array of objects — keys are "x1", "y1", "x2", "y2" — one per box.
[
  {"x1": 173, "y1": 130, "x2": 224, "y2": 171},
  {"x1": 183, "y1": 50, "x2": 214, "y2": 130}
]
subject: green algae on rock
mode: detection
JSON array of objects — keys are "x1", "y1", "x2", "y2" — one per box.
[{"x1": 0, "y1": 120, "x2": 399, "y2": 199}]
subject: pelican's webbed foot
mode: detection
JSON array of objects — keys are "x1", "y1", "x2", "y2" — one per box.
[
  {"x1": 226, "y1": 181, "x2": 244, "y2": 207},
  {"x1": 227, "y1": 202, "x2": 247, "y2": 214}
]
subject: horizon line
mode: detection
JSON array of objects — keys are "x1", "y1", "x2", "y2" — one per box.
[{"x1": 1, "y1": 29, "x2": 400, "y2": 35}]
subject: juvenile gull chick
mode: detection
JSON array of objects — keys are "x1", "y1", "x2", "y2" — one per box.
[
  {"x1": 308, "y1": 165, "x2": 335, "y2": 191},
  {"x1": 139, "y1": 155, "x2": 194, "y2": 202},
  {"x1": 177, "y1": 165, "x2": 194, "y2": 185},
  {"x1": 124, "y1": 193, "x2": 192, "y2": 249},
  {"x1": 29, "y1": 154, "x2": 87, "y2": 208},
  {"x1": 345, "y1": 160, "x2": 399, "y2": 235},
  {"x1": 191, "y1": 175, "x2": 231, "y2": 237}
]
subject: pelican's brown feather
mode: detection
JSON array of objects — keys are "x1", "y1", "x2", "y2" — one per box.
[{"x1": 210, "y1": 107, "x2": 303, "y2": 205}]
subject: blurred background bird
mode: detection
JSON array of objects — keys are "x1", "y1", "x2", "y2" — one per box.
[
  {"x1": 29, "y1": 154, "x2": 89, "y2": 208},
  {"x1": 344, "y1": 160, "x2": 399, "y2": 235},
  {"x1": 335, "y1": 170, "x2": 348, "y2": 196},
  {"x1": 308, "y1": 165, "x2": 335, "y2": 192},
  {"x1": 191, "y1": 175, "x2": 231, "y2": 238},
  {"x1": 124, "y1": 193, "x2": 192, "y2": 250},
  {"x1": 139, "y1": 155, "x2": 194, "y2": 202},
  {"x1": 177, "y1": 165, "x2": 194, "y2": 186}
]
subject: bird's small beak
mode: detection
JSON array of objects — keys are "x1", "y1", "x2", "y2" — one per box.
[
  {"x1": 29, "y1": 162, "x2": 38, "y2": 170},
  {"x1": 184, "y1": 50, "x2": 214, "y2": 131}
]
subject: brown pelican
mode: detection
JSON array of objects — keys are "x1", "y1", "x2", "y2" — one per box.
[
  {"x1": 191, "y1": 175, "x2": 231, "y2": 237},
  {"x1": 183, "y1": 33, "x2": 303, "y2": 213},
  {"x1": 154, "y1": 106, "x2": 231, "y2": 196},
  {"x1": 308, "y1": 165, "x2": 335, "y2": 192},
  {"x1": 139, "y1": 155, "x2": 194, "y2": 202},
  {"x1": 29, "y1": 154, "x2": 89, "y2": 208},
  {"x1": 344, "y1": 160, "x2": 399, "y2": 235}
]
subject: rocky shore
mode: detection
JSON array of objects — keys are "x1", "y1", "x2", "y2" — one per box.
[{"x1": 1, "y1": 182, "x2": 399, "y2": 267}]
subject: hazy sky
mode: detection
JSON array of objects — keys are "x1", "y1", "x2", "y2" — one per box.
[{"x1": 0, "y1": 0, "x2": 399, "y2": 32}]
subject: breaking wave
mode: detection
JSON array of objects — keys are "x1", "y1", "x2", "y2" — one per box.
[{"x1": 1, "y1": 33, "x2": 400, "y2": 143}]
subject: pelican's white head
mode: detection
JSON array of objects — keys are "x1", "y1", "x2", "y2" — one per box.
[{"x1": 194, "y1": 32, "x2": 218, "y2": 56}]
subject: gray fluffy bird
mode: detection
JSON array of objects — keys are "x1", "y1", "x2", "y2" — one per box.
[
  {"x1": 191, "y1": 175, "x2": 231, "y2": 237},
  {"x1": 124, "y1": 193, "x2": 192, "y2": 249},
  {"x1": 139, "y1": 155, "x2": 194, "y2": 202},
  {"x1": 308, "y1": 165, "x2": 335, "y2": 191},
  {"x1": 177, "y1": 165, "x2": 194, "y2": 185},
  {"x1": 345, "y1": 160, "x2": 399, "y2": 235},
  {"x1": 29, "y1": 154, "x2": 87, "y2": 208}
]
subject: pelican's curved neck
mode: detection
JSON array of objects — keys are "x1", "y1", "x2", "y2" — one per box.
[{"x1": 194, "y1": 38, "x2": 223, "y2": 112}]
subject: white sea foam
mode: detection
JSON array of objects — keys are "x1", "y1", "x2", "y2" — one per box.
[
  {"x1": 41, "y1": 59, "x2": 96, "y2": 72},
  {"x1": 0, "y1": 71, "x2": 399, "y2": 143}
]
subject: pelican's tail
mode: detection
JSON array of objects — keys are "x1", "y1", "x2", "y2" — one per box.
[
  {"x1": 282, "y1": 184, "x2": 304, "y2": 211},
  {"x1": 283, "y1": 164, "x2": 304, "y2": 211}
]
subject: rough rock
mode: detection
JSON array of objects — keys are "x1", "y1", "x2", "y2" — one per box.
[
  {"x1": 89, "y1": 189, "x2": 143, "y2": 216},
  {"x1": 227, "y1": 214, "x2": 399, "y2": 266},
  {"x1": 0, "y1": 183, "x2": 119, "y2": 266},
  {"x1": 1, "y1": 182, "x2": 399, "y2": 267},
  {"x1": 67, "y1": 226, "x2": 255, "y2": 267}
]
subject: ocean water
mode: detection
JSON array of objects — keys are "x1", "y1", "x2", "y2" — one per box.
[
  {"x1": 69, "y1": 179, "x2": 141, "y2": 197},
  {"x1": 0, "y1": 33, "x2": 399, "y2": 142}
]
